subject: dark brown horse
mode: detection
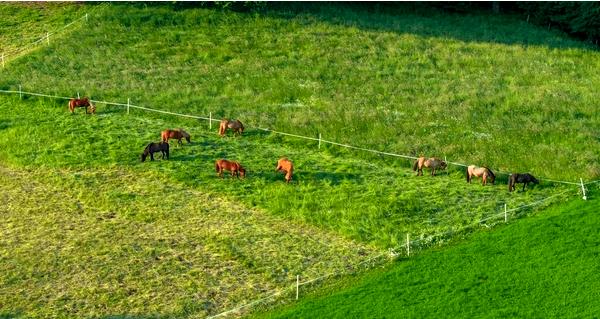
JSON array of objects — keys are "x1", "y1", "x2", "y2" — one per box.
[
  {"x1": 508, "y1": 173, "x2": 539, "y2": 192},
  {"x1": 68, "y1": 97, "x2": 96, "y2": 114},
  {"x1": 219, "y1": 119, "x2": 244, "y2": 136},
  {"x1": 413, "y1": 157, "x2": 447, "y2": 176},
  {"x1": 161, "y1": 128, "x2": 190, "y2": 145},
  {"x1": 467, "y1": 165, "x2": 495, "y2": 185},
  {"x1": 276, "y1": 158, "x2": 294, "y2": 183},
  {"x1": 215, "y1": 159, "x2": 246, "y2": 178},
  {"x1": 140, "y1": 142, "x2": 169, "y2": 162}
]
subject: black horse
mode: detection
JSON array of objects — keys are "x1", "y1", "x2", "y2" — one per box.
[
  {"x1": 141, "y1": 142, "x2": 169, "y2": 162},
  {"x1": 508, "y1": 173, "x2": 539, "y2": 192}
]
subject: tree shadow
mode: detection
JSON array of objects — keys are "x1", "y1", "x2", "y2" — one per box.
[{"x1": 255, "y1": 2, "x2": 595, "y2": 51}]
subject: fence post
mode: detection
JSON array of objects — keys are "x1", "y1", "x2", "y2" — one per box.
[
  {"x1": 318, "y1": 133, "x2": 321, "y2": 149},
  {"x1": 209, "y1": 112, "x2": 212, "y2": 130},
  {"x1": 85, "y1": 13, "x2": 88, "y2": 22},
  {"x1": 47, "y1": 32, "x2": 50, "y2": 45},
  {"x1": 127, "y1": 98, "x2": 130, "y2": 114},
  {"x1": 77, "y1": 92, "x2": 80, "y2": 99},
  {"x1": 580, "y1": 178, "x2": 587, "y2": 200},
  {"x1": 504, "y1": 203, "x2": 508, "y2": 223},
  {"x1": 19, "y1": 85, "x2": 22, "y2": 99},
  {"x1": 296, "y1": 275, "x2": 299, "y2": 300},
  {"x1": 406, "y1": 233, "x2": 410, "y2": 257}
]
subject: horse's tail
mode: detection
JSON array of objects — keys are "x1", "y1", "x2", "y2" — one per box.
[
  {"x1": 466, "y1": 167, "x2": 470, "y2": 182},
  {"x1": 508, "y1": 174, "x2": 513, "y2": 191},
  {"x1": 412, "y1": 160, "x2": 418, "y2": 171}
]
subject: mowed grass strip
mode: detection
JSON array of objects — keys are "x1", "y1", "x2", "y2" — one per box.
[
  {"x1": 0, "y1": 96, "x2": 574, "y2": 250},
  {"x1": 0, "y1": 164, "x2": 378, "y2": 318},
  {"x1": 1, "y1": 3, "x2": 598, "y2": 180},
  {"x1": 256, "y1": 189, "x2": 600, "y2": 319}
]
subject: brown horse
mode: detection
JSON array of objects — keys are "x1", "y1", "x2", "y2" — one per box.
[
  {"x1": 219, "y1": 119, "x2": 244, "y2": 136},
  {"x1": 413, "y1": 157, "x2": 447, "y2": 176},
  {"x1": 215, "y1": 159, "x2": 246, "y2": 178},
  {"x1": 68, "y1": 97, "x2": 96, "y2": 114},
  {"x1": 466, "y1": 165, "x2": 495, "y2": 185},
  {"x1": 276, "y1": 158, "x2": 294, "y2": 183},
  {"x1": 161, "y1": 129, "x2": 190, "y2": 145},
  {"x1": 140, "y1": 142, "x2": 169, "y2": 162},
  {"x1": 508, "y1": 173, "x2": 539, "y2": 192}
]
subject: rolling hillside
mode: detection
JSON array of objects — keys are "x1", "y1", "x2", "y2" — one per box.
[{"x1": 0, "y1": 3, "x2": 597, "y2": 318}]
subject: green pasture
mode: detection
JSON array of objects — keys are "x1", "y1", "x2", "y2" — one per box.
[
  {"x1": 257, "y1": 192, "x2": 600, "y2": 319},
  {"x1": 0, "y1": 2, "x2": 598, "y2": 318},
  {"x1": 1, "y1": 3, "x2": 599, "y2": 181}
]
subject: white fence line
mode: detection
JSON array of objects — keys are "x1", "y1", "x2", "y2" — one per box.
[
  {"x1": 207, "y1": 186, "x2": 575, "y2": 318},
  {"x1": 0, "y1": 87, "x2": 594, "y2": 188},
  {"x1": 1, "y1": 4, "x2": 109, "y2": 65}
]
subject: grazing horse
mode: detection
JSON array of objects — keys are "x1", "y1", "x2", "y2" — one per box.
[
  {"x1": 219, "y1": 119, "x2": 244, "y2": 136},
  {"x1": 68, "y1": 97, "x2": 96, "y2": 114},
  {"x1": 413, "y1": 157, "x2": 447, "y2": 176},
  {"x1": 466, "y1": 165, "x2": 496, "y2": 185},
  {"x1": 140, "y1": 142, "x2": 169, "y2": 162},
  {"x1": 161, "y1": 129, "x2": 191, "y2": 145},
  {"x1": 215, "y1": 159, "x2": 246, "y2": 179},
  {"x1": 276, "y1": 158, "x2": 294, "y2": 183},
  {"x1": 508, "y1": 173, "x2": 539, "y2": 192}
]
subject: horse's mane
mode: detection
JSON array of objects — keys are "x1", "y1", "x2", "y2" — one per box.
[
  {"x1": 144, "y1": 142, "x2": 154, "y2": 150},
  {"x1": 178, "y1": 128, "x2": 190, "y2": 137},
  {"x1": 484, "y1": 166, "x2": 495, "y2": 179}
]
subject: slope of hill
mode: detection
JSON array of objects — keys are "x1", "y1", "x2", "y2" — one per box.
[
  {"x1": 0, "y1": 3, "x2": 597, "y2": 318},
  {"x1": 257, "y1": 194, "x2": 600, "y2": 318}
]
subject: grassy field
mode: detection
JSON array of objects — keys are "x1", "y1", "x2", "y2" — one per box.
[
  {"x1": 0, "y1": 3, "x2": 88, "y2": 62},
  {"x1": 257, "y1": 192, "x2": 600, "y2": 318},
  {"x1": 0, "y1": 2, "x2": 598, "y2": 318},
  {"x1": 1, "y1": 3, "x2": 599, "y2": 180}
]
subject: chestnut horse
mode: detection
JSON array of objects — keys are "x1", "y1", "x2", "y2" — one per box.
[
  {"x1": 219, "y1": 119, "x2": 244, "y2": 136},
  {"x1": 276, "y1": 158, "x2": 294, "y2": 183},
  {"x1": 68, "y1": 97, "x2": 96, "y2": 114},
  {"x1": 508, "y1": 173, "x2": 539, "y2": 192},
  {"x1": 140, "y1": 142, "x2": 169, "y2": 162},
  {"x1": 466, "y1": 165, "x2": 495, "y2": 185},
  {"x1": 413, "y1": 157, "x2": 447, "y2": 176},
  {"x1": 161, "y1": 129, "x2": 190, "y2": 145},
  {"x1": 215, "y1": 159, "x2": 246, "y2": 178}
]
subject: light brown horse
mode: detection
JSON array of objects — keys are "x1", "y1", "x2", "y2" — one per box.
[
  {"x1": 276, "y1": 158, "x2": 294, "y2": 183},
  {"x1": 219, "y1": 119, "x2": 244, "y2": 136},
  {"x1": 68, "y1": 97, "x2": 96, "y2": 114},
  {"x1": 413, "y1": 157, "x2": 447, "y2": 176},
  {"x1": 466, "y1": 165, "x2": 495, "y2": 185},
  {"x1": 215, "y1": 159, "x2": 246, "y2": 179},
  {"x1": 161, "y1": 129, "x2": 190, "y2": 145}
]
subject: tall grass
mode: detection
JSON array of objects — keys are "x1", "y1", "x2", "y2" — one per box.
[{"x1": 1, "y1": 3, "x2": 598, "y2": 180}]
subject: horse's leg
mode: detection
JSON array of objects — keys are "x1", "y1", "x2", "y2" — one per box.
[
  {"x1": 523, "y1": 182, "x2": 527, "y2": 191},
  {"x1": 150, "y1": 152, "x2": 155, "y2": 161}
]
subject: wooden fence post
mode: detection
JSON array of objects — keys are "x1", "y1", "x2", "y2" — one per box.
[
  {"x1": 77, "y1": 92, "x2": 80, "y2": 99},
  {"x1": 318, "y1": 133, "x2": 321, "y2": 149},
  {"x1": 127, "y1": 98, "x2": 130, "y2": 114},
  {"x1": 209, "y1": 112, "x2": 212, "y2": 130},
  {"x1": 504, "y1": 203, "x2": 508, "y2": 223},
  {"x1": 406, "y1": 233, "x2": 410, "y2": 257},
  {"x1": 296, "y1": 275, "x2": 299, "y2": 300},
  {"x1": 580, "y1": 178, "x2": 587, "y2": 200},
  {"x1": 19, "y1": 85, "x2": 22, "y2": 99}
]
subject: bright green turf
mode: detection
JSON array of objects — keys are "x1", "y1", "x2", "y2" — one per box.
[{"x1": 256, "y1": 192, "x2": 600, "y2": 318}]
